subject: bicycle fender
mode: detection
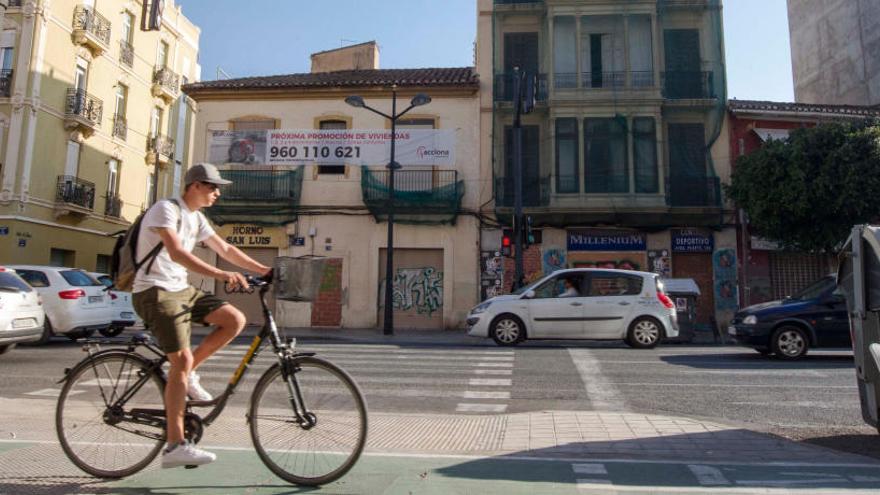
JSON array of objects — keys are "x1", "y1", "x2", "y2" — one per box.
[{"x1": 57, "y1": 349, "x2": 155, "y2": 384}]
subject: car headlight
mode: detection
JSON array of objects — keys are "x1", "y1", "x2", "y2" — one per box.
[
  {"x1": 471, "y1": 302, "x2": 492, "y2": 314},
  {"x1": 743, "y1": 315, "x2": 758, "y2": 325}
]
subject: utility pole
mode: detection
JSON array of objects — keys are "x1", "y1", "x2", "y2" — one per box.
[{"x1": 512, "y1": 67, "x2": 525, "y2": 289}]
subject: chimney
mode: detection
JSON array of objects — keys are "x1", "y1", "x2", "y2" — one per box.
[{"x1": 310, "y1": 41, "x2": 380, "y2": 74}]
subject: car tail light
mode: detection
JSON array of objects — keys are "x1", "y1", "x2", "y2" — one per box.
[
  {"x1": 657, "y1": 291, "x2": 675, "y2": 309},
  {"x1": 58, "y1": 289, "x2": 86, "y2": 300}
]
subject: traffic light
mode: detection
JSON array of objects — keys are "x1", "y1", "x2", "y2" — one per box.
[
  {"x1": 524, "y1": 215, "x2": 535, "y2": 246},
  {"x1": 141, "y1": 0, "x2": 164, "y2": 31},
  {"x1": 501, "y1": 234, "x2": 512, "y2": 257}
]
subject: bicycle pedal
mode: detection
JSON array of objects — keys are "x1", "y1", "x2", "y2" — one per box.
[{"x1": 184, "y1": 465, "x2": 199, "y2": 469}]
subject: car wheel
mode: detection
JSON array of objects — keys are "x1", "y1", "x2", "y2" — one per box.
[
  {"x1": 491, "y1": 315, "x2": 525, "y2": 347},
  {"x1": 0, "y1": 344, "x2": 15, "y2": 355},
  {"x1": 29, "y1": 319, "x2": 54, "y2": 345},
  {"x1": 626, "y1": 317, "x2": 662, "y2": 349},
  {"x1": 67, "y1": 329, "x2": 96, "y2": 341},
  {"x1": 99, "y1": 327, "x2": 125, "y2": 338},
  {"x1": 771, "y1": 326, "x2": 809, "y2": 360}
]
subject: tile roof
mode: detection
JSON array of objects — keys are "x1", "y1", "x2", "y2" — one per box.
[
  {"x1": 183, "y1": 67, "x2": 480, "y2": 94},
  {"x1": 728, "y1": 99, "x2": 880, "y2": 117}
]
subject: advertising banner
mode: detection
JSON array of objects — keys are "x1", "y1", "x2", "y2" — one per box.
[
  {"x1": 208, "y1": 129, "x2": 455, "y2": 166},
  {"x1": 567, "y1": 229, "x2": 646, "y2": 252},
  {"x1": 671, "y1": 229, "x2": 714, "y2": 253}
]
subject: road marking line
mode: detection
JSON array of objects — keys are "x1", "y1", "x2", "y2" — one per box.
[
  {"x1": 455, "y1": 403, "x2": 507, "y2": 413},
  {"x1": 472, "y1": 369, "x2": 512, "y2": 375},
  {"x1": 23, "y1": 388, "x2": 76, "y2": 398},
  {"x1": 569, "y1": 348, "x2": 628, "y2": 411},
  {"x1": 468, "y1": 378, "x2": 512, "y2": 387},
  {"x1": 462, "y1": 391, "x2": 510, "y2": 399},
  {"x1": 572, "y1": 463, "x2": 608, "y2": 475},
  {"x1": 475, "y1": 362, "x2": 514, "y2": 368},
  {"x1": 688, "y1": 464, "x2": 732, "y2": 486}
]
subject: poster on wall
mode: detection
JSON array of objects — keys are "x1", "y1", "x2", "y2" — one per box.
[
  {"x1": 713, "y1": 248, "x2": 739, "y2": 311},
  {"x1": 648, "y1": 249, "x2": 672, "y2": 277},
  {"x1": 480, "y1": 250, "x2": 503, "y2": 301},
  {"x1": 208, "y1": 129, "x2": 456, "y2": 166}
]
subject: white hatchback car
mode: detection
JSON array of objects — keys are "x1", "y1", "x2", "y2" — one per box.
[
  {"x1": 90, "y1": 273, "x2": 142, "y2": 337},
  {"x1": 9, "y1": 265, "x2": 113, "y2": 343},
  {"x1": 467, "y1": 268, "x2": 678, "y2": 347},
  {"x1": 0, "y1": 267, "x2": 45, "y2": 355}
]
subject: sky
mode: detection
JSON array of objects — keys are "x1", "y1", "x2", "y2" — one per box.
[{"x1": 176, "y1": 0, "x2": 795, "y2": 102}]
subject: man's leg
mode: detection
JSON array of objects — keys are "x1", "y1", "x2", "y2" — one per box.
[
  {"x1": 165, "y1": 348, "x2": 194, "y2": 444},
  {"x1": 191, "y1": 304, "x2": 246, "y2": 370}
]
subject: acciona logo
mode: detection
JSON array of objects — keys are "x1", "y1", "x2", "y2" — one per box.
[{"x1": 417, "y1": 146, "x2": 450, "y2": 159}]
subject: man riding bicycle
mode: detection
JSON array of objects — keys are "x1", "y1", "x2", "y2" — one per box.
[{"x1": 132, "y1": 163, "x2": 271, "y2": 468}]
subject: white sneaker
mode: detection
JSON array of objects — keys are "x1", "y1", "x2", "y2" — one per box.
[
  {"x1": 187, "y1": 371, "x2": 213, "y2": 401},
  {"x1": 161, "y1": 442, "x2": 216, "y2": 468}
]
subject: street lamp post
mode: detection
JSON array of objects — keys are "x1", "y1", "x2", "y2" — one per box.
[{"x1": 346, "y1": 86, "x2": 431, "y2": 335}]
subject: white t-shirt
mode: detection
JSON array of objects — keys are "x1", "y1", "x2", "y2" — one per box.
[{"x1": 132, "y1": 198, "x2": 215, "y2": 293}]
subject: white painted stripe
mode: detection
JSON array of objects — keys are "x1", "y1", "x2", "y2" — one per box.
[
  {"x1": 217, "y1": 345, "x2": 514, "y2": 356},
  {"x1": 211, "y1": 352, "x2": 514, "y2": 363},
  {"x1": 475, "y1": 362, "x2": 514, "y2": 368},
  {"x1": 472, "y1": 369, "x2": 513, "y2": 376},
  {"x1": 24, "y1": 388, "x2": 76, "y2": 397},
  {"x1": 468, "y1": 378, "x2": 512, "y2": 387},
  {"x1": 455, "y1": 403, "x2": 507, "y2": 413},
  {"x1": 462, "y1": 391, "x2": 510, "y2": 400},
  {"x1": 569, "y1": 348, "x2": 628, "y2": 411},
  {"x1": 576, "y1": 479, "x2": 612, "y2": 490},
  {"x1": 572, "y1": 463, "x2": 608, "y2": 475},
  {"x1": 688, "y1": 464, "x2": 731, "y2": 486}
]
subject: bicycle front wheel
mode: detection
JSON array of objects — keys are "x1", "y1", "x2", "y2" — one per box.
[
  {"x1": 249, "y1": 356, "x2": 368, "y2": 486},
  {"x1": 56, "y1": 352, "x2": 166, "y2": 478}
]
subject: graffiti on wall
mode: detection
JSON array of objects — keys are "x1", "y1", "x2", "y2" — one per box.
[
  {"x1": 481, "y1": 251, "x2": 503, "y2": 301},
  {"x1": 713, "y1": 248, "x2": 738, "y2": 311},
  {"x1": 389, "y1": 267, "x2": 444, "y2": 316},
  {"x1": 542, "y1": 247, "x2": 567, "y2": 276}
]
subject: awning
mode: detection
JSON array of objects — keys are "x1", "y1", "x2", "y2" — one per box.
[
  {"x1": 753, "y1": 127, "x2": 791, "y2": 142},
  {"x1": 660, "y1": 278, "x2": 701, "y2": 296}
]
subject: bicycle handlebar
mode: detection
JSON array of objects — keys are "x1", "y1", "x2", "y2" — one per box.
[{"x1": 225, "y1": 269, "x2": 273, "y2": 294}]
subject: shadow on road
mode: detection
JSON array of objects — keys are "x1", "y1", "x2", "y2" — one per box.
[{"x1": 660, "y1": 352, "x2": 854, "y2": 370}]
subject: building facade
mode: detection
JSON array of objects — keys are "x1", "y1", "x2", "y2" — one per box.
[
  {"x1": 0, "y1": 0, "x2": 200, "y2": 271},
  {"x1": 727, "y1": 99, "x2": 880, "y2": 306},
  {"x1": 183, "y1": 48, "x2": 481, "y2": 329},
  {"x1": 477, "y1": 0, "x2": 735, "y2": 327},
  {"x1": 787, "y1": 0, "x2": 880, "y2": 106}
]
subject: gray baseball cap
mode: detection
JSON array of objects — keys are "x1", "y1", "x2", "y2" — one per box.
[{"x1": 184, "y1": 163, "x2": 232, "y2": 186}]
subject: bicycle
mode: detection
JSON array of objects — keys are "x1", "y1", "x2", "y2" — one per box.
[{"x1": 54, "y1": 273, "x2": 368, "y2": 486}]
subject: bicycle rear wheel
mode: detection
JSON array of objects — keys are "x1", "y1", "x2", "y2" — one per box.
[
  {"x1": 56, "y1": 352, "x2": 165, "y2": 478},
  {"x1": 249, "y1": 356, "x2": 367, "y2": 486}
]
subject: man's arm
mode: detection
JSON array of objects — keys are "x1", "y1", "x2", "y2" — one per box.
[
  {"x1": 157, "y1": 228, "x2": 248, "y2": 287},
  {"x1": 204, "y1": 234, "x2": 271, "y2": 276}
]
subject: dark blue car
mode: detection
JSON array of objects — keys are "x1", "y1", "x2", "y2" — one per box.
[{"x1": 727, "y1": 275, "x2": 850, "y2": 359}]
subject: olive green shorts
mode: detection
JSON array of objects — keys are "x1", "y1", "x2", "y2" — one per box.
[{"x1": 132, "y1": 286, "x2": 228, "y2": 353}]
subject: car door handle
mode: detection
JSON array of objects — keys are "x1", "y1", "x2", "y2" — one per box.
[
  {"x1": 618, "y1": 302, "x2": 630, "y2": 306},
  {"x1": 570, "y1": 302, "x2": 583, "y2": 307}
]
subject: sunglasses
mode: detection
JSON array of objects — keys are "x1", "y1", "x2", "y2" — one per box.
[{"x1": 200, "y1": 182, "x2": 220, "y2": 191}]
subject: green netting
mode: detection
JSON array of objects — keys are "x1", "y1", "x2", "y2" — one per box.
[
  {"x1": 205, "y1": 167, "x2": 303, "y2": 226},
  {"x1": 361, "y1": 167, "x2": 464, "y2": 225},
  {"x1": 492, "y1": 0, "x2": 727, "y2": 227}
]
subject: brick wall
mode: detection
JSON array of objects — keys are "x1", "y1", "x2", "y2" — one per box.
[
  {"x1": 310, "y1": 258, "x2": 343, "y2": 327},
  {"x1": 502, "y1": 245, "x2": 543, "y2": 292}
]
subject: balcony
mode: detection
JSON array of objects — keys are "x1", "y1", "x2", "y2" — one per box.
[
  {"x1": 151, "y1": 67, "x2": 180, "y2": 102},
  {"x1": 666, "y1": 175, "x2": 721, "y2": 208},
  {"x1": 0, "y1": 69, "x2": 12, "y2": 97},
  {"x1": 494, "y1": 73, "x2": 548, "y2": 104},
  {"x1": 361, "y1": 169, "x2": 464, "y2": 224},
  {"x1": 662, "y1": 71, "x2": 716, "y2": 99},
  {"x1": 104, "y1": 194, "x2": 122, "y2": 218},
  {"x1": 146, "y1": 134, "x2": 174, "y2": 166},
  {"x1": 494, "y1": 0, "x2": 544, "y2": 12},
  {"x1": 63, "y1": 88, "x2": 103, "y2": 136},
  {"x1": 112, "y1": 114, "x2": 126, "y2": 140},
  {"x1": 54, "y1": 176, "x2": 95, "y2": 218},
  {"x1": 119, "y1": 40, "x2": 134, "y2": 68},
  {"x1": 8, "y1": 1, "x2": 23, "y2": 7},
  {"x1": 206, "y1": 168, "x2": 304, "y2": 226},
  {"x1": 554, "y1": 71, "x2": 656, "y2": 90},
  {"x1": 71, "y1": 5, "x2": 111, "y2": 56}
]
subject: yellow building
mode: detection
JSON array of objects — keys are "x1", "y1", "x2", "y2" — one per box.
[{"x1": 0, "y1": 0, "x2": 200, "y2": 271}]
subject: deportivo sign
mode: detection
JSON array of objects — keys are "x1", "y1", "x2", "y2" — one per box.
[
  {"x1": 208, "y1": 129, "x2": 455, "y2": 166},
  {"x1": 567, "y1": 230, "x2": 646, "y2": 252}
]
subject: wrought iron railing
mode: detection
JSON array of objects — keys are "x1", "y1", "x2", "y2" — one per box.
[
  {"x1": 495, "y1": 176, "x2": 551, "y2": 207},
  {"x1": 112, "y1": 114, "x2": 127, "y2": 139},
  {"x1": 119, "y1": 40, "x2": 134, "y2": 67},
  {"x1": 666, "y1": 175, "x2": 721, "y2": 207},
  {"x1": 218, "y1": 169, "x2": 303, "y2": 201},
  {"x1": 8, "y1": 1, "x2": 23, "y2": 8},
  {"x1": 147, "y1": 134, "x2": 174, "y2": 158},
  {"x1": 554, "y1": 71, "x2": 655, "y2": 90},
  {"x1": 56, "y1": 176, "x2": 96, "y2": 210},
  {"x1": 153, "y1": 67, "x2": 180, "y2": 95},
  {"x1": 72, "y1": 5, "x2": 111, "y2": 46},
  {"x1": 104, "y1": 194, "x2": 122, "y2": 217},
  {"x1": 662, "y1": 71, "x2": 715, "y2": 99},
  {"x1": 65, "y1": 88, "x2": 103, "y2": 126},
  {"x1": 0, "y1": 69, "x2": 12, "y2": 97},
  {"x1": 494, "y1": 73, "x2": 548, "y2": 102}
]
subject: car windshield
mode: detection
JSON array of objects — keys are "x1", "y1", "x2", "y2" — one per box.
[
  {"x1": 61, "y1": 270, "x2": 102, "y2": 287},
  {"x1": 15, "y1": 270, "x2": 50, "y2": 287},
  {"x1": 0, "y1": 272, "x2": 32, "y2": 292},
  {"x1": 512, "y1": 277, "x2": 546, "y2": 295},
  {"x1": 96, "y1": 275, "x2": 113, "y2": 288},
  {"x1": 791, "y1": 276, "x2": 835, "y2": 300}
]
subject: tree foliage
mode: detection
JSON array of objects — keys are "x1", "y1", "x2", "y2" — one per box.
[{"x1": 725, "y1": 120, "x2": 880, "y2": 252}]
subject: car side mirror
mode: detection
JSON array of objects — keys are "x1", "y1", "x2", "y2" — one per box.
[{"x1": 522, "y1": 290, "x2": 536, "y2": 299}]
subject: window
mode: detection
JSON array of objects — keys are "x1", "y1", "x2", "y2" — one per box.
[
  {"x1": 95, "y1": 256, "x2": 112, "y2": 275},
  {"x1": 156, "y1": 40, "x2": 168, "y2": 68},
  {"x1": 231, "y1": 119, "x2": 275, "y2": 131},
  {"x1": 555, "y1": 118, "x2": 579, "y2": 193},
  {"x1": 15, "y1": 270, "x2": 50, "y2": 288},
  {"x1": 503, "y1": 125, "x2": 541, "y2": 206},
  {"x1": 60, "y1": 270, "x2": 101, "y2": 287},
  {"x1": 74, "y1": 58, "x2": 89, "y2": 91},
  {"x1": 145, "y1": 173, "x2": 155, "y2": 207},
  {"x1": 588, "y1": 274, "x2": 643, "y2": 296},
  {"x1": 633, "y1": 117, "x2": 658, "y2": 193},
  {"x1": 0, "y1": 46, "x2": 13, "y2": 72},
  {"x1": 50, "y1": 248, "x2": 75, "y2": 268},
  {"x1": 553, "y1": 17, "x2": 577, "y2": 88},
  {"x1": 114, "y1": 84, "x2": 127, "y2": 118},
  {"x1": 0, "y1": 272, "x2": 32, "y2": 292},
  {"x1": 318, "y1": 120, "x2": 347, "y2": 175},
  {"x1": 628, "y1": 15, "x2": 654, "y2": 87},
  {"x1": 150, "y1": 106, "x2": 162, "y2": 137},
  {"x1": 121, "y1": 11, "x2": 134, "y2": 44},
  {"x1": 64, "y1": 141, "x2": 80, "y2": 177},
  {"x1": 532, "y1": 275, "x2": 584, "y2": 299},
  {"x1": 584, "y1": 118, "x2": 627, "y2": 193},
  {"x1": 107, "y1": 159, "x2": 119, "y2": 198},
  {"x1": 581, "y1": 16, "x2": 625, "y2": 88}
]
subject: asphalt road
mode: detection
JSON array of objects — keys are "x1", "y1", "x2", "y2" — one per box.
[{"x1": 1, "y1": 334, "x2": 876, "y2": 460}]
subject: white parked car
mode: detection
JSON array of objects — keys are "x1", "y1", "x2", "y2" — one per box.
[
  {"x1": 467, "y1": 268, "x2": 679, "y2": 347},
  {"x1": 90, "y1": 272, "x2": 141, "y2": 337},
  {"x1": 0, "y1": 267, "x2": 45, "y2": 355},
  {"x1": 9, "y1": 265, "x2": 113, "y2": 343}
]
